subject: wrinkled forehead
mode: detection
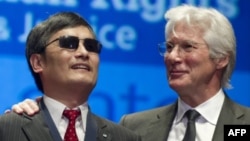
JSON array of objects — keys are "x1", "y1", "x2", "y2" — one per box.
[{"x1": 167, "y1": 22, "x2": 205, "y2": 42}]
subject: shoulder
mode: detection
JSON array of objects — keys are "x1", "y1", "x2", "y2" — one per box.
[
  {"x1": 121, "y1": 104, "x2": 175, "y2": 123},
  {"x1": 0, "y1": 112, "x2": 25, "y2": 122},
  {"x1": 223, "y1": 97, "x2": 250, "y2": 121},
  {"x1": 0, "y1": 111, "x2": 42, "y2": 127},
  {"x1": 0, "y1": 112, "x2": 30, "y2": 132},
  {"x1": 224, "y1": 96, "x2": 250, "y2": 112},
  {"x1": 232, "y1": 102, "x2": 250, "y2": 117}
]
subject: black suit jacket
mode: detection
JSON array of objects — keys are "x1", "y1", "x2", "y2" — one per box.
[
  {"x1": 0, "y1": 100, "x2": 141, "y2": 141},
  {"x1": 120, "y1": 96, "x2": 250, "y2": 141}
]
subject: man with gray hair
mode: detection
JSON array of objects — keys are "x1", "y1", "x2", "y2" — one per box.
[{"x1": 120, "y1": 5, "x2": 250, "y2": 141}]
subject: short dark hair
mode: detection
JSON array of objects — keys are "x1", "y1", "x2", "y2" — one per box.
[{"x1": 26, "y1": 12, "x2": 95, "y2": 93}]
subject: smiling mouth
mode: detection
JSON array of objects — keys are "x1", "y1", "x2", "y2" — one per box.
[
  {"x1": 72, "y1": 64, "x2": 90, "y2": 71},
  {"x1": 169, "y1": 70, "x2": 186, "y2": 77}
]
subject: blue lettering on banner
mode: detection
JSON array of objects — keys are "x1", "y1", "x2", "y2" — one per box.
[
  {"x1": 0, "y1": 0, "x2": 247, "y2": 70},
  {"x1": 0, "y1": 0, "x2": 238, "y2": 19},
  {"x1": 0, "y1": 16, "x2": 10, "y2": 41},
  {"x1": 18, "y1": 12, "x2": 42, "y2": 43},
  {"x1": 0, "y1": 0, "x2": 78, "y2": 7},
  {"x1": 0, "y1": 0, "x2": 240, "y2": 55},
  {"x1": 90, "y1": 15, "x2": 137, "y2": 51},
  {"x1": 90, "y1": 0, "x2": 238, "y2": 22}
]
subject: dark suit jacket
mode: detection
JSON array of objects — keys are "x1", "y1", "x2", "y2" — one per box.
[
  {"x1": 0, "y1": 101, "x2": 141, "y2": 141},
  {"x1": 120, "y1": 96, "x2": 250, "y2": 141}
]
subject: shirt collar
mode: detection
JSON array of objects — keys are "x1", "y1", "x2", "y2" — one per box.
[
  {"x1": 43, "y1": 95, "x2": 89, "y2": 129},
  {"x1": 175, "y1": 89, "x2": 225, "y2": 125}
]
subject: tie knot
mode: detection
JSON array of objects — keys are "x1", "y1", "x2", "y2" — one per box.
[
  {"x1": 185, "y1": 110, "x2": 200, "y2": 121},
  {"x1": 63, "y1": 109, "x2": 81, "y2": 121}
]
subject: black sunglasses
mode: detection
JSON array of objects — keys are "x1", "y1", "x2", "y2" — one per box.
[{"x1": 45, "y1": 36, "x2": 102, "y2": 53}]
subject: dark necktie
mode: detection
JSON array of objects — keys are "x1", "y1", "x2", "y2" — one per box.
[
  {"x1": 183, "y1": 110, "x2": 200, "y2": 141},
  {"x1": 63, "y1": 109, "x2": 81, "y2": 141}
]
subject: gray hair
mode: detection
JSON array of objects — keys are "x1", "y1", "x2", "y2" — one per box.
[{"x1": 164, "y1": 5, "x2": 236, "y2": 89}]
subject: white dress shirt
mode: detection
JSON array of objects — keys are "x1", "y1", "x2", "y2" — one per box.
[
  {"x1": 167, "y1": 89, "x2": 225, "y2": 141},
  {"x1": 44, "y1": 95, "x2": 88, "y2": 141}
]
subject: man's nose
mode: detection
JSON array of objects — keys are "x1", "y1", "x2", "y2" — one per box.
[{"x1": 75, "y1": 41, "x2": 89, "y2": 56}]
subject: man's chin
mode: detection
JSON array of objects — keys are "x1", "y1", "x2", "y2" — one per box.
[{"x1": 169, "y1": 81, "x2": 186, "y2": 90}]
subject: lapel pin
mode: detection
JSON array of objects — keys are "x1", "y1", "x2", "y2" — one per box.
[{"x1": 103, "y1": 133, "x2": 108, "y2": 138}]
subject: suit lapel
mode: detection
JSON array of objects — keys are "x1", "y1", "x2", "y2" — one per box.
[
  {"x1": 21, "y1": 113, "x2": 54, "y2": 141},
  {"x1": 21, "y1": 99, "x2": 63, "y2": 141},
  {"x1": 212, "y1": 96, "x2": 245, "y2": 141},
  {"x1": 85, "y1": 109, "x2": 112, "y2": 141},
  {"x1": 96, "y1": 121, "x2": 112, "y2": 141},
  {"x1": 85, "y1": 110, "x2": 98, "y2": 141},
  {"x1": 144, "y1": 103, "x2": 177, "y2": 141}
]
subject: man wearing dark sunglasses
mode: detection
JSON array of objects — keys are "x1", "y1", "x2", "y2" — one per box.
[{"x1": 0, "y1": 12, "x2": 140, "y2": 141}]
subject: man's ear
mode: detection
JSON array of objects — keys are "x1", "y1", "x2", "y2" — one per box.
[
  {"x1": 215, "y1": 55, "x2": 229, "y2": 69},
  {"x1": 30, "y1": 54, "x2": 44, "y2": 73}
]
